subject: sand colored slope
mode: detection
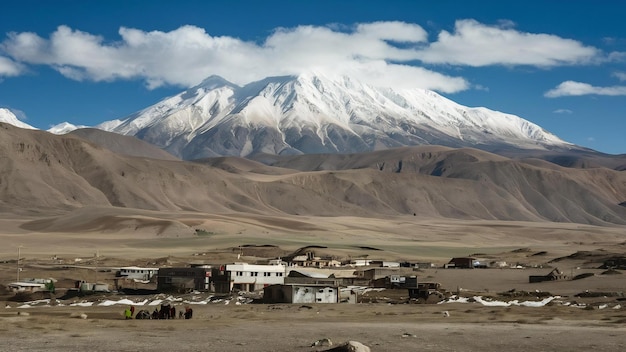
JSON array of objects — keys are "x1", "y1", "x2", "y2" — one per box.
[{"x1": 1, "y1": 123, "x2": 625, "y2": 226}]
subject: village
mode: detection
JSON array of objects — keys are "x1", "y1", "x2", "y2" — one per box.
[
  {"x1": 5, "y1": 247, "x2": 444, "y2": 306},
  {"x1": 5, "y1": 244, "x2": 624, "y2": 313}
]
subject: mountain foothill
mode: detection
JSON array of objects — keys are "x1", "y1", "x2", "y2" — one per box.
[
  {"x1": 1, "y1": 119, "x2": 625, "y2": 237},
  {"x1": 1, "y1": 73, "x2": 625, "y2": 239}
]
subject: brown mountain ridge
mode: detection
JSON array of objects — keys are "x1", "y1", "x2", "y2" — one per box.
[{"x1": 1, "y1": 122, "x2": 625, "y2": 228}]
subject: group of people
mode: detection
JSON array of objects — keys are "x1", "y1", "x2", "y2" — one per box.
[{"x1": 124, "y1": 304, "x2": 193, "y2": 320}]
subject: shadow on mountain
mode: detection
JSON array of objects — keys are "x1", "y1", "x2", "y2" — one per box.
[{"x1": 2, "y1": 123, "x2": 625, "y2": 228}]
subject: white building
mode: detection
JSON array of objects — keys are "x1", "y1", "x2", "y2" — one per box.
[
  {"x1": 381, "y1": 261, "x2": 401, "y2": 268},
  {"x1": 8, "y1": 282, "x2": 46, "y2": 293},
  {"x1": 225, "y1": 262, "x2": 286, "y2": 292},
  {"x1": 116, "y1": 267, "x2": 159, "y2": 281},
  {"x1": 7, "y1": 278, "x2": 55, "y2": 293},
  {"x1": 263, "y1": 284, "x2": 339, "y2": 304},
  {"x1": 350, "y1": 259, "x2": 373, "y2": 267}
]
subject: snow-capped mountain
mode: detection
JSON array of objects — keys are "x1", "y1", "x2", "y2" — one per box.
[
  {"x1": 48, "y1": 121, "x2": 88, "y2": 135},
  {"x1": 100, "y1": 73, "x2": 571, "y2": 159},
  {"x1": 0, "y1": 108, "x2": 35, "y2": 130}
]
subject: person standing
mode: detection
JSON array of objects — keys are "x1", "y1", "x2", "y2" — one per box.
[{"x1": 124, "y1": 307, "x2": 132, "y2": 319}]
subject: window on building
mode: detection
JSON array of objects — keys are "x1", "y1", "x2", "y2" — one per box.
[{"x1": 236, "y1": 271, "x2": 243, "y2": 276}]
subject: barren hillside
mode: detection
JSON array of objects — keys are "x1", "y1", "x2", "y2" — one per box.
[{"x1": 1, "y1": 123, "x2": 625, "y2": 228}]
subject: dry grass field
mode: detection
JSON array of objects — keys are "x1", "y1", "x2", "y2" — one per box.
[
  {"x1": 1, "y1": 213, "x2": 625, "y2": 351},
  {"x1": 1, "y1": 302, "x2": 626, "y2": 352}
]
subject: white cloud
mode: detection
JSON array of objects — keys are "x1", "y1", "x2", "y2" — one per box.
[
  {"x1": 613, "y1": 72, "x2": 626, "y2": 81},
  {"x1": 0, "y1": 56, "x2": 23, "y2": 76},
  {"x1": 545, "y1": 81, "x2": 626, "y2": 97},
  {"x1": 553, "y1": 109, "x2": 573, "y2": 114},
  {"x1": 355, "y1": 21, "x2": 428, "y2": 42},
  {"x1": 608, "y1": 51, "x2": 626, "y2": 62},
  {"x1": 0, "y1": 20, "x2": 604, "y2": 92},
  {"x1": 495, "y1": 19, "x2": 516, "y2": 29},
  {"x1": 416, "y1": 19, "x2": 598, "y2": 67},
  {"x1": 3, "y1": 23, "x2": 466, "y2": 92},
  {"x1": 473, "y1": 84, "x2": 489, "y2": 92}
]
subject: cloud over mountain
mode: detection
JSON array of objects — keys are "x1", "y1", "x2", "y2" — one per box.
[
  {"x1": 416, "y1": 19, "x2": 598, "y2": 67},
  {"x1": 1, "y1": 20, "x2": 600, "y2": 91},
  {"x1": 545, "y1": 81, "x2": 626, "y2": 97}
]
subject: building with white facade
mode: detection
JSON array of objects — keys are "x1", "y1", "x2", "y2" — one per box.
[
  {"x1": 116, "y1": 267, "x2": 159, "y2": 281},
  {"x1": 8, "y1": 281, "x2": 46, "y2": 293},
  {"x1": 223, "y1": 262, "x2": 286, "y2": 292},
  {"x1": 7, "y1": 278, "x2": 56, "y2": 293},
  {"x1": 263, "y1": 284, "x2": 339, "y2": 304}
]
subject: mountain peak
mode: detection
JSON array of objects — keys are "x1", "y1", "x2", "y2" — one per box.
[
  {"x1": 48, "y1": 121, "x2": 87, "y2": 135},
  {"x1": 100, "y1": 74, "x2": 572, "y2": 159},
  {"x1": 195, "y1": 75, "x2": 239, "y2": 90},
  {"x1": 0, "y1": 108, "x2": 36, "y2": 130}
]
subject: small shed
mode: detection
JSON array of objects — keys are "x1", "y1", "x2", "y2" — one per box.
[
  {"x1": 263, "y1": 284, "x2": 339, "y2": 304},
  {"x1": 529, "y1": 268, "x2": 569, "y2": 283},
  {"x1": 359, "y1": 267, "x2": 402, "y2": 281},
  {"x1": 8, "y1": 278, "x2": 56, "y2": 293},
  {"x1": 445, "y1": 257, "x2": 477, "y2": 269},
  {"x1": 116, "y1": 267, "x2": 159, "y2": 281},
  {"x1": 157, "y1": 267, "x2": 210, "y2": 292},
  {"x1": 408, "y1": 282, "x2": 443, "y2": 302},
  {"x1": 8, "y1": 282, "x2": 46, "y2": 293},
  {"x1": 79, "y1": 282, "x2": 109, "y2": 292}
]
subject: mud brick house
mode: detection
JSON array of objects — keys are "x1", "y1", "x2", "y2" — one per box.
[
  {"x1": 157, "y1": 267, "x2": 211, "y2": 292},
  {"x1": 529, "y1": 268, "x2": 569, "y2": 283}
]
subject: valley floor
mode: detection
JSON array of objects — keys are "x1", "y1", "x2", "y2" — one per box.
[
  {"x1": 1, "y1": 302, "x2": 625, "y2": 352},
  {"x1": 1, "y1": 214, "x2": 625, "y2": 351}
]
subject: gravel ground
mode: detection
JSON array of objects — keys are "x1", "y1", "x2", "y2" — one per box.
[{"x1": 2, "y1": 302, "x2": 625, "y2": 352}]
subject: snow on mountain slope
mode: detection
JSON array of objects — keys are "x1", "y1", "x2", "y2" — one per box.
[
  {"x1": 48, "y1": 122, "x2": 88, "y2": 134},
  {"x1": 101, "y1": 73, "x2": 572, "y2": 160},
  {"x1": 0, "y1": 108, "x2": 35, "y2": 130}
]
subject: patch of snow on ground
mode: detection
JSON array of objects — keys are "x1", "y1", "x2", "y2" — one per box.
[
  {"x1": 443, "y1": 296, "x2": 558, "y2": 307},
  {"x1": 16, "y1": 299, "x2": 52, "y2": 308},
  {"x1": 99, "y1": 298, "x2": 136, "y2": 306},
  {"x1": 185, "y1": 300, "x2": 208, "y2": 305}
]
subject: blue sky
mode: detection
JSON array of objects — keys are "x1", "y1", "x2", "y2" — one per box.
[{"x1": 1, "y1": 0, "x2": 625, "y2": 154}]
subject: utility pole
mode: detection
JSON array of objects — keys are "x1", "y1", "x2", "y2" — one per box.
[
  {"x1": 16, "y1": 245, "x2": 22, "y2": 282},
  {"x1": 94, "y1": 249, "x2": 99, "y2": 284}
]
